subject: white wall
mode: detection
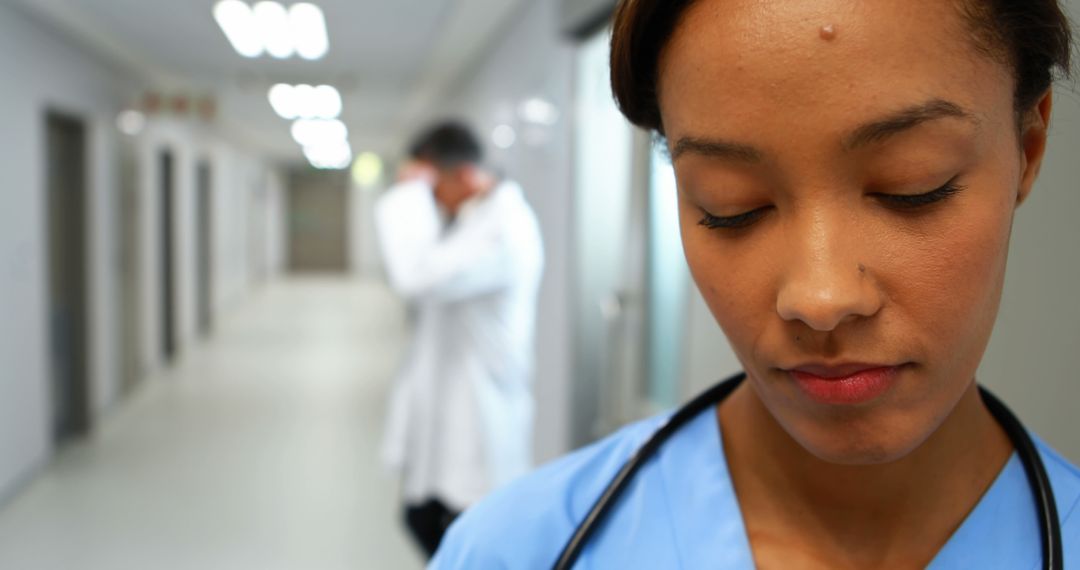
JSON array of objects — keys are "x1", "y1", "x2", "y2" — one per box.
[
  {"x1": 0, "y1": 3, "x2": 135, "y2": 501},
  {"x1": 437, "y1": 0, "x2": 577, "y2": 462},
  {"x1": 135, "y1": 120, "x2": 284, "y2": 373},
  {"x1": 680, "y1": 289, "x2": 742, "y2": 399},
  {"x1": 349, "y1": 183, "x2": 385, "y2": 277},
  {"x1": 0, "y1": 4, "x2": 286, "y2": 503},
  {"x1": 264, "y1": 169, "x2": 287, "y2": 279}
]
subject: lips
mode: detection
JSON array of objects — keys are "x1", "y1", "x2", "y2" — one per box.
[{"x1": 787, "y1": 364, "x2": 901, "y2": 405}]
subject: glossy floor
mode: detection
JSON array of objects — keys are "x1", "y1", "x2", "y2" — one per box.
[{"x1": 0, "y1": 277, "x2": 424, "y2": 570}]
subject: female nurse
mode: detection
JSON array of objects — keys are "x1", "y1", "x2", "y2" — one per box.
[{"x1": 432, "y1": 0, "x2": 1079, "y2": 567}]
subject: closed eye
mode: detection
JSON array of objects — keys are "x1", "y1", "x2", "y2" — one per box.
[
  {"x1": 698, "y1": 178, "x2": 963, "y2": 230},
  {"x1": 699, "y1": 207, "x2": 770, "y2": 230},
  {"x1": 874, "y1": 177, "x2": 966, "y2": 209}
]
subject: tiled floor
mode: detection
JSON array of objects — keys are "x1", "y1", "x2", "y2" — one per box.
[{"x1": 0, "y1": 277, "x2": 425, "y2": 570}]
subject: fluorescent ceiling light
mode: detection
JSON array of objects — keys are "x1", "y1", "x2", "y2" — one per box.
[
  {"x1": 116, "y1": 110, "x2": 146, "y2": 136},
  {"x1": 214, "y1": 1, "x2": 329, "y2": 60},
  {"x1": 312, "y1": 84, "x2": 342, "y2": 119},
  {"x1": 352, "y1": 153, "x2": 383, "y2": 187},
  {"x1": 269, "y1": 84, "x2": 341, "y2": 119},
  {"x1": 268, "y1": 83, "x2": 298, "y2": 118},
  {"x1": 519, "y1": 98, "x2": 560, "y2": 126},
  {"x1": 214, "y1": 0, "x2": 263, "y2": 58},
  {"x1": 291, "y1": 118, "x2": 348, "y2": 147},
  {"x1": 492, "y1": 124, "x2": 516, "y2": 149},
  {"x1": 290, "y1": 3, "x2": 329, "y2": 60},
  {"x1": 254, "y1": 1, "x2": 293, "y2": 59},
  {"x1": 292, "y1": 83, "x2": 316, "y2": 114},
  {"x1": 305, "y1": 141, "x2": 352, "y2": 170}
]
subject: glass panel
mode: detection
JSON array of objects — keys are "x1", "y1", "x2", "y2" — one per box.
[
  {"x1": 646, "y1": 147, "x2": 690, "y2": 408},
  {"x1": 570, "y1": 27, "x2": 635, "y2": 443}
]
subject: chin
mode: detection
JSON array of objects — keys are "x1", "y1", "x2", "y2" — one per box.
[
  {"x1": 787, "y1": 416, "x2": 931, "y2": 467},
  {"x1": 805, "y1": 439, "x2": 911, "y2": 466}
]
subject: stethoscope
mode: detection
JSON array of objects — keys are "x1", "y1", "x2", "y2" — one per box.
[{"x1": 554, "y1": 373, "x2": 1063, "y2": 570}]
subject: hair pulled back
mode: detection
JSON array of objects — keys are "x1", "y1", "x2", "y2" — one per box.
[{"x1": 610, "y1": 0, "x2": 1074, "y2": 133}]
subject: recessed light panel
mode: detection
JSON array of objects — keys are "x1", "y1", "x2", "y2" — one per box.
[{"x1": 214, "y1": 1, "x2": 329, "y2": 60}]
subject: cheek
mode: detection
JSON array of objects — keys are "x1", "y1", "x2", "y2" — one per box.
[
  {"x1": 885, "y1": 193, "x2": 1014, "y2": 366},
  {"x1": 679, "y1": 198, "x2": 775, "y2": 359}
]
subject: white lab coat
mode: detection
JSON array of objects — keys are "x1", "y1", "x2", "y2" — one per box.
[{"x1": 375, "y1": 179, "x2": 544, "y2": 510}]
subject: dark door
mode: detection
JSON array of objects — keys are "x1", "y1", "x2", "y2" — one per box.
[
  {"x1": 160, "y1": 150, "x2": 177, "y2": 362},
  {"x1": 46, "y1": 112, "x2": 91, "y2": 442},
  {"x1": 287, "y1": 169, "x2": 349, "y2": 273},
  {"x1": 118, "y1": 138, "x2": 142, "y2": 395},
  {"x1": 196, "y1": 160, "x2": 213, "y2": 335}
]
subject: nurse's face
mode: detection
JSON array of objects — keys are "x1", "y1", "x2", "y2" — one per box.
[{"x1": 658, "y1": 0, "x2": 1050, "y2": 463}]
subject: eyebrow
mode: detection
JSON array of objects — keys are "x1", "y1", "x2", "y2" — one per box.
[
  {"x1": 843, "y1": 99, "x2": 977, "y2": 150},
  {"x1": 670, "y1": 138, "x2": 763, "y2": 163},
  {"x1": 670, "y1": 98, "x2": 978, "y2": 163}
]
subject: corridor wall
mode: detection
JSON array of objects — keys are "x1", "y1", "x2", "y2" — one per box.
[
  {"x1": 263, "y1": 170, "x2": 287, "y2": 279},
  {"x1": 0, "y1": 2, "x2": 135, "y2": 502},
  {"x1": 0, "y1": 4, "x2": 287, "y2": 504},
  {"x1": 132, "y1": 120, "x2": 276, "y2": 369},
  {"x1": 132, "y1": 121, "x2": 284, "y2": 373}
]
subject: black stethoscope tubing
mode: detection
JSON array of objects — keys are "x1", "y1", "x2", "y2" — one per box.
[{"x1": 553, "y1": 373, "x2": 1062, "y2": 570}]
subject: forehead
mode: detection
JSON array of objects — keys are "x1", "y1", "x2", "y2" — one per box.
[{"x1": 656, "y1": 0, "x2": 1013, "y2": 143}]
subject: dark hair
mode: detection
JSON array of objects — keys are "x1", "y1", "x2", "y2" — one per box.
[
  {"x1": 610, "y1": 0, "x2": 1074, "y2": 133},
  {"x1": 408, "y1": 121, "x2": 483, "y2": 168}
]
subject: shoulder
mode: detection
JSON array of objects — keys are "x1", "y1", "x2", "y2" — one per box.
[
  {"x1": 376, "y1": 179, "x2": 433, "y2": 212},
  {"x1": 491, "y1": 181, "x2": 543, "y2": 260},
  {"x1": 430, "y1": 414, "x2": 668, "y2": 569},
  {"x1": 492, "y1": 181, "x2": 537, "y2": 219}
]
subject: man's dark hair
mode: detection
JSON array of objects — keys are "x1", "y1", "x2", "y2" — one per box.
[{"x1": 408, "y1": 121, "x2": 483, "y2": 168}]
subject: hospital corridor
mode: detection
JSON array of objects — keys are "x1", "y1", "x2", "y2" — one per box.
[
  {"x1": 2, "y1": 0, "x2": 1080, "y2": 567},
  {"x1": 0, "y1": 278, "x2": 422, "y2": 569}
]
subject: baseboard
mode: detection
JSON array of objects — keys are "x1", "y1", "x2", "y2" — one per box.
[{"x1": 0, "y1": 455, "x2": 49, "y2": 513}]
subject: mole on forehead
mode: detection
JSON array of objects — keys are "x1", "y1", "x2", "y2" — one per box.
[{"x1": 819, "y1": 24, "x2": 837, "y2": 41}]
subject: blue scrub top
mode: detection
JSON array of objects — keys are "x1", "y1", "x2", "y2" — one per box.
[{"x1": 432, "y1": 407, "x2": 1080, "y2": 569}]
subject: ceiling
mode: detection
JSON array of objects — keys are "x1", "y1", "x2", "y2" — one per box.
[{"x1": 11, "y1": 0, "x2": 531, "y2": 163}]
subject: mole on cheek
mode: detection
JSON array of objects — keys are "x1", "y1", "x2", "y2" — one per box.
[{"x1": 819, "y1": 24, "x2": 837, "y2": 41}]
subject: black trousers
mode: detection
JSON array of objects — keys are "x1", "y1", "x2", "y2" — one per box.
[{"x1": 404, "y1": 497, "x2": 460, "y2": 558}]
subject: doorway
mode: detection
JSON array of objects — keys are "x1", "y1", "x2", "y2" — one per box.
[
  {"x1": 286, "y1": 168, "x2": 349, "y2": 273},
  {"x1": 159, "y1": 150, "x2": 177, "y2": 362},
  {"x1": 45, "y1": 111, "x2": 91, "y2": 443},
  {"x1": 196, "y1": 159, "x2": 213, "y2": 336}
]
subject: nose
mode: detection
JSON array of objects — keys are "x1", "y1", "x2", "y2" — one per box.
[{"x1": 775, "y1": 212, "x2": 882, "y2": 332}]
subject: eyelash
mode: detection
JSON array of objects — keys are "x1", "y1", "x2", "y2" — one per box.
[
  {"x1": 698, "y1": 178, "x2": 966, "y2": 231},
  {"x1": 873, "y1": 178, "x2": 966, "y2": 209},
  {"x1": 698, "y1": 208, "x2": 769, "y2": 230}
]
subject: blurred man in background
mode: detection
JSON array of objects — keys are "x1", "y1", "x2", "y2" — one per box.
[{"x1": 374, "y1": 122, "x2": 544, "y2": 558}]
